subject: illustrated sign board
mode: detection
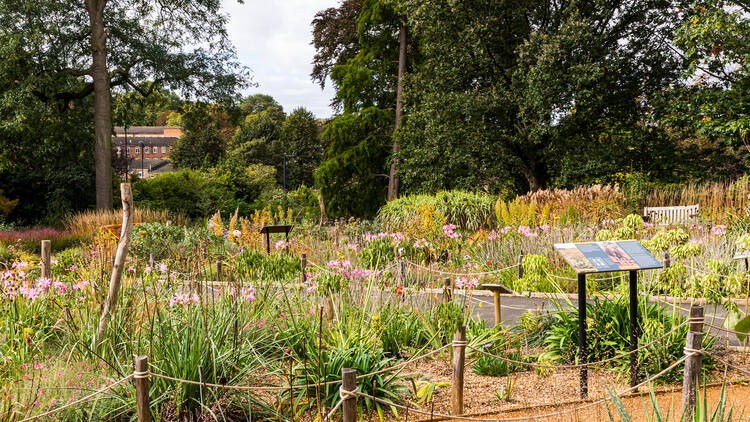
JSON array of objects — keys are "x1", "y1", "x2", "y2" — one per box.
[
  {"x1": 554, "y1": 240, "x2": 662, "y2": 274},
  {"x1": 733, "y1": 251, "x2": 750, "y2": 260}
]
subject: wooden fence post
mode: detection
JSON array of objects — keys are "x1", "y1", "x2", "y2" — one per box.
[
  {"x1": 682, "y1": 305, "x2": 704, "y2": 421},
  {"x1": 342, "y1": 368, "x2": 357, "y2": 422},
  {"x1": 216, "y1": 255, "x2": 223, "y2": 281},
  {"x1": 443, "y1": 277, "x2": 452, "y2": 304},
  {"x1": 517, "y1": 253, "x2": 524, "y2": 280},
  {"x1": 134, "y1": 355, "x2": 152, "y2": 422},
  {"x1": 664, "y1": 252, "x2": 671, "y2": 269},
  {"x1": 40, "y1": 240, "x2": 51, "y2": 279},
  {"x1": 451, "y1": 326, "x2": 466, "y2": 416},
  {"x1": 301, "y1": 253, "x2": 307, "y2": 283},
  {"x1": 148, "y1": 253, "x2": 154, "y2": 269}
]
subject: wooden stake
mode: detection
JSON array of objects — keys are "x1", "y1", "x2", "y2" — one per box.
[
  {"x1": 342, "y1": 368, "x2": 357, "y2": 422},
  {"x1": 517, "y1": 253, "x2": 524, "y2": 280},
  {"x1": 682, "y1": 305, "x2": 704, "y2": 421},
  {"x1": 301, "y1": 253, "x2": 307, "y2": 283},
  {"x1": 443, "y1": 277, "x2": 452, "y2": 304},
  {"x1": 134, "y1": 355, "x2": 152, "y2": 422},
  {"x1": 40, "y1": 240, "x2": 51, "y2": 279},
  {"x1": 451, "y1": 326, "x2": 466, "y2": 415}
]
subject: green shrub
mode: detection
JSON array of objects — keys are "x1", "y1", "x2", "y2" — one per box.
[
  {"x1": 130, "y1": 222, "x2": 184, "y2": 261},
  {"x1": 378, "y1": 190, "x2": 496, "y2": 231},
  {"x1": 235, "y1": 250, "x2": 302, "y2": 280},
  {"x1": 543, "y1": 296, "x2": 714, "y2": 382},
  {"x1": 473, "y1": 350, "x2": 532, "y2": 377}
]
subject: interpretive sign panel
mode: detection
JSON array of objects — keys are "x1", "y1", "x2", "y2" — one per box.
[{"x1": 554, "y1": 240, "x2": 661, "y2": 274}]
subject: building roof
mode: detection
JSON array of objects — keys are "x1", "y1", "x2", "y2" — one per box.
[
  {"x1": 129, "y1": 159, "x2": 172, "y2": 173},
  {"x1": 113, "y1": 136, "x2": 177, "y2": 146},
  {"x1": 114, "y1": 126, "x2": 181, "y2": 135}
]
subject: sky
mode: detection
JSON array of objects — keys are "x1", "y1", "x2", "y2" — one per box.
[{"x1": 222, "y1": 1, "x2": 340, "y2": 119}]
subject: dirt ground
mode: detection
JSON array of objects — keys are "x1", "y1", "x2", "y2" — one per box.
[{"x1": 371, "y1": 349, "x2": 750, "y2": 422}]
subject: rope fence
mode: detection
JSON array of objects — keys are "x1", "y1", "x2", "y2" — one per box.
[
  {"x1": 11, "y1": 304, "x2": 727, "y2": 422},
  {"x1": 17, "y1": 375, "x2": 133, "y2": 422}
]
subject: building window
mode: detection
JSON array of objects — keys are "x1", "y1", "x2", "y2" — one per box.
[
  {"x1": 116, "y1": 147, "x2": 121, "y2": 155},
  {"x1": 162, "y1": 146, "x2": 167, "y2": 153},
  {"x1": 144, "y1": 146, "x2": 150, "y2": 154},
  {"x1": 135, "y1": 146, "x2": 140, "y2": 154}
]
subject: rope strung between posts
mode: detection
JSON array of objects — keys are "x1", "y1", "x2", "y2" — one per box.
[
  {"x1": 468, "y1": 319, "x2": 689, "y2": 369},
  {"x1": 704, "y1": 323, "x2": 749, "y2": 337},
  {"x1": 404, "y1": 260, "x2": 519, "y2": 277},
  {"x1": 17, "y1": 375, "x2": 133, "y2": 422},
  {"x1": 351, "y1": 355, "x2": 688, "y2": 422},
  {"x1": 356, "y1": 343, "x2": 452, "y2": 380},
  {"x1": 148, "y1": 370, "x2": 343, "y2": 390},
  {"x1": 143, "y1": 342, "x2": 449, "y2": 391},
  {"x1": 704, "y1": 352, "x2": 750, "y2": 377}
]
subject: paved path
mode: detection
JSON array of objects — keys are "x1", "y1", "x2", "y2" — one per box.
[{"x1": 447, "y1": 293, "x2": 746, "y2": 347}]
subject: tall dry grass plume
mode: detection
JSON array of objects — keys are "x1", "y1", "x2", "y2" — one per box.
[
  {"x1": 516, "y1": 184, "x2": 625, "y2": 224},
  {"x1": 66, "y1": 208, "x2": 186, "y2": 237},
  {"x1": 645, "y1": 178, "x2": 750, "y2": 222}
]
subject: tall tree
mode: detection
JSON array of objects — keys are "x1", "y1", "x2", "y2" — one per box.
[
  {"x1": 280, "y1": 108, "x2": 324, "y2": 189},
  {"x1": 0, "y1": 0, "x2": 248, "y2": 209},
  {"x1": 312, "y1": 0, "x2": 407, "y2": 216},
  {"x1": 394, "y1": 0, "x2": 686, "y2": 193},
  {"x1": 387, "y1": 21, "x2": 407, "y2": 201},
  {"x1": 171, "y1": 103, "x2": 233, "y2": 170},
  {"x1": 658, "y1": 1, "x2": 750, "y2": 151}
]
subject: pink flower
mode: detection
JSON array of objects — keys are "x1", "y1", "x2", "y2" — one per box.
[
  {"x1": 158, "y1": 263, "x2": 168, "y2": 273},
  {"x1": 128, "y1": 266, "x2": 135, "y2": 273}
]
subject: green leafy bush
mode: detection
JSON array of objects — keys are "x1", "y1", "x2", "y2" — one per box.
[
  {"x1": 130, "y1": 222, "x2": 185, "y2": 261},
  {"x1": 378, "y1": 190, "x2": 496, "y2": 231}
]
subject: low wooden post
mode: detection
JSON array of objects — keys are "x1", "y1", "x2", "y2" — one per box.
[
  {"x1": 342, "y1": 368, "x2": 357, "y2": 422},
  {"x1": 443, "y1": 277, "x2": 452, "y2": 303},
  {"x1": 216, "y1": 255, "x2": 223, "y2": 281},
  {"x1": 40, "y1": 240, "x2": 51, "y2": 279},
  {"x1": 682, "y1": 305, "x2": 704, "y2": 421},
  {"x1": 400, "y1": 260, "x2": 406, "y2": 282},
  {"x1": 134, "y1": 355, "x2": 152, "y2": 422},
  {"x1": 493, "y1": 290, "x2": 502, "y2": 326},
  {"x1": 301, "y1": 253, "x2": 307, "y2": 283},
  {"x1": 664, "y1": 252, "x2": 671, "y2": 269},
  {"x1": 148, "y1": 254, "x2": 154, "y2": 269},
  {"x1": 451, "y1": 326, "x2": 466, "y2": 415},
  {"x1": 517, "y1": 253, "x2": 524, "y2": 280}
]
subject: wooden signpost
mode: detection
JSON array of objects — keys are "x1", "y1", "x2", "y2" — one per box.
[
  {"x1": 259, "y1": 225, "x2": 294, "y2": 254},
  {"x1": 554, "y1": 240, "x2": 662, "y2": 398}
]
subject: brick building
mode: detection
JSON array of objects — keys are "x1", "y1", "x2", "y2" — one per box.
[{"x1": 113, "y1": 126, "x2": 182, "y2": 178}]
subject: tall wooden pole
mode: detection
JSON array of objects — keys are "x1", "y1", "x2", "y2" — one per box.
[
  {"x1": 95, "y1": 183, "x2": 133, "y2": 349},
  {"x1": 387, "y1": 20, "x2": 407, "y2": 201}
]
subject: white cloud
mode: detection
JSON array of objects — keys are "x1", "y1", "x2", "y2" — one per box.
[{"x1": 222, "y1": 0, "x2": 340, "y2": 118}]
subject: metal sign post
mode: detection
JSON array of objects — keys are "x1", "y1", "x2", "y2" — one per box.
[{"x1": 555, "y1": 240, "x2": 662, "y2": 399}]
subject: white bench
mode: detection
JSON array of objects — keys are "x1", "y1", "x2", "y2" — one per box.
[{"x1": 643, "y1": 205, "x2": 699, "y2": 225}]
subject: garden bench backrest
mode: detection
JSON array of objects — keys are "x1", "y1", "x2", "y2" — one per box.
[{"x1": 642, "y1": 205, "x2": 699, "y2": 225}]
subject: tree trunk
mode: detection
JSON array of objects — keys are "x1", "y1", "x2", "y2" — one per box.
[
  {"x1": 95, "y1": 183, "x2": 133, "y2": 349},
  {"x1": 387, "y1": 21, "x2": 407, "y2": 202},
  {"x1": 86, "y1": 0, "x2": 113, "y2": 210}
]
